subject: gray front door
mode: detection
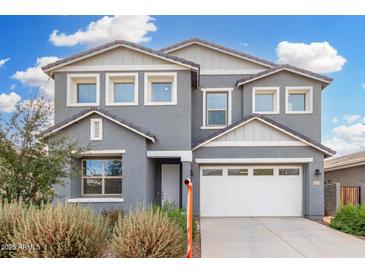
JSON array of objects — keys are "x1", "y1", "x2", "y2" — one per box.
[{"x1": 161, "y1": 164, "x2": 180, "y2": 205}]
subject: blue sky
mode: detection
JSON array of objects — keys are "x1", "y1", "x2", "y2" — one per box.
[{"x1": 0, "y1": 16, "x2": 364, "y2": 155}]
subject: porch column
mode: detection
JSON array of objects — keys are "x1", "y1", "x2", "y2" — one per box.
[{"x1": 181, "y1": 161, "x2": 191, "y2": 208}]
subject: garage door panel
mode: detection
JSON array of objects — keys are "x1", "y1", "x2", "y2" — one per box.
[{"x1": 200, "y1": 165, "x2": 303, "y2": 217}]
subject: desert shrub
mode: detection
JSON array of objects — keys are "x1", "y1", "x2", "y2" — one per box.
[
  {"x1": 112, "y1": 206, "x2": 185, "y2": 258},
  {"x1": 10, "y1": 204, "x2": 109, "y2": 258},
  {"x1": 101, "y1": 208, "x2": 125, "y2": 230},
  {"x1": 330, "y1": 204, "x2": 365, "y2": 236},
  {"x1": 158, "y1": 202, "x2": 197, "y2": 240},
  {"x1": 0, "y1": 200, "x2": 27, "y2": 258}
]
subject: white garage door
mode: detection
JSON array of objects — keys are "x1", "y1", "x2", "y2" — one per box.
[{"x1": 200, "y1": 165, "x2": 303, "y2": 217}]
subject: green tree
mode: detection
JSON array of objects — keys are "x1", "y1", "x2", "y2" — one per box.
[{"x1": 0, "y1": 98, "x2": 86, "y2": 206}]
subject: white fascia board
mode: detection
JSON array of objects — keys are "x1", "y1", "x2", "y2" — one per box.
[
  {"x1": 195, "y1": 158, "x2": 314, "y2": 164},
  {"x1": 56, "y1": 64, "x2": 188, "y2": 72},
  {"x1": 200, "y1": 69, "x2": 265, "y2": 75},
  {"x1": 79, "y1": 150, "x2": 126, "y2": 156},
  {"x1": 204, "y1": 141, "x2": 306, "y2": 147},
  {"x1": 147, "y1": 150, "x2": 192, "y2": 162},
  {"x1": 68, "y1": 198, "x2": 124, "y2": 203}
]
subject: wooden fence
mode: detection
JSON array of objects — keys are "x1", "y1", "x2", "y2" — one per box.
[{"x1": 340, "y1": 186, "x2": 360, "y2": 206}]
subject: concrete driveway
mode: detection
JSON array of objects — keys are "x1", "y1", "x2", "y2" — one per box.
[{"x1": 200, "y1": 217, "x2": 365, "y2": 257}]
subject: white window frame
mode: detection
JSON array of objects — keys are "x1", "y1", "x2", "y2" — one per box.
[
  {"x1": 81, "y1": 159, "x2": 122, "y2": 196},
  {"x1": 144, "y1": 72, "x2": 177, "y2": 106},
  {"x1": 67, "y1": 73, "x2": 100, "y2": 107},
  {"x1": 201, "y1": 88, "x2": 233, "y2": 129},
  {"x1": 90, "y1": 118, "x2": 103, "y2": 141},
  {"x1": 285, "y1": 86, "x2": 313, "y2": 114},
  {"x1": 105, "y1": 72, "x2": 138, "y2": 106},
  {"x1": 252, "y1": 87, "x2": 280, "y2": 114}
]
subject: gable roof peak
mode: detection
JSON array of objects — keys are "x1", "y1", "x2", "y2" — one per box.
[
  {"x1": 41, "y1": 39, "x2": 200, "y2": 76},
  {"x1": 161, "y1": 37, "x2": 275, "y2": 68}
]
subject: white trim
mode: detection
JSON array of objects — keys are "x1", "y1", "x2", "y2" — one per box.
[
  {"x1": 44, "y1": 44, "x2": 199, "y2": 75},
  {"x1": 195, "y1": 158, "x2": 314, "y2": 164},
  {"x1": 90, "y1": 118, "x2": 103, "y2": 141},
  {"x1": 147, "y1": 150, "x2": 192, "y2": 162},
  {"x1": 67, "y1": 73, "x2": 100, "y2": 107},
  {"x1": 237, "y1": 67, "x2": 331, "y2": 87},
  {"x1": 144, "y1": 72, "x2": 177, "y2": 106},
  {"x1": 42, "y1": 110, "x2": 155, "y2": 143},
  {"x1": 163, "y1": 41, "x2": 273, "y2": 69},
  {"x1": 79, "y1": 150, "x2": 126, "y2": 156},
  {"x1": 201, "y1": 88, "x2": 233, "y2": 129},
  {"x1": 105, "y1": 72, "x2": 139, "y2": 106},
  {"x1": 204, "y1": 141, "x2": 306, "y2": 147},
  {"x1": 200, "y1": 69, "x2": 266, "y2": 75},
  {"x1": 193, "y1": 116, "x2": 334, "y2": 156},
  {"x1": 252, "y1": 87, "x2": 280, "y2": 114},
  {"x1": 55, "y1": 64, "x2": 188, "y2": 72},
  {"x1": 285, "y1": 86, "x2": 313, "y2": 114},
  {"x1": 68, "y1": 198, "x2": 124, "y2": 203}
]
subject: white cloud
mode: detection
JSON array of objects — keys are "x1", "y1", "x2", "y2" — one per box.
[
  {"x1": 362, "y1": 83, "x2": 365, "y2": 89},
  {"x1": 0, "y1": 92, "x2": 21, "y2": 112},
  {"x1": 49, "y1": 15, "x2": 157, "y2": 47},
  {"x1": 332, "y1": 117, "x2": 338, "y2": 123},
  {"x1": 344, "y1": 114, "x2": 361, "y2": 124},
  {"x1": 0, "y1": 58, "x2": 10, "y2": 68},
  {"x1": 276, "y1": 41, "x2": 346, "y2": 73},
  {"x1": 240, "y1": 42, "x2": 249, "y2": 47},
  {"x1": 12, "y1": 56, "x2": 59, "y2": 99},
  {"x1": 324, "y1": 119, "x2": 365, "y2": 155}
]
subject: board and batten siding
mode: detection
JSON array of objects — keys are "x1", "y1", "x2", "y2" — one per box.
[
  {"x1": 169, "y1": 44, "x2": 267, "y2": 71},
  {"x1": 205, "y1": 119, "x2": 305, "y2": 146},
  {"x1": 67, "y1": 47, "x2": 172, "y2": 66}
]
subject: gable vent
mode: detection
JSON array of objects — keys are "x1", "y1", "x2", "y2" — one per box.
[{"x1": 90, "y1": 118, "x2": 103, "y2": 141}]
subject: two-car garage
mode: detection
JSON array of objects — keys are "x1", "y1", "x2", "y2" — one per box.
[{"x1": 200, "y1": 165, "x2": 303, "y2": 217}]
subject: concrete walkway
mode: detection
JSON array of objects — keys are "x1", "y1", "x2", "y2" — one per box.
[{"x1": 200, "y1": 217, "x2": 365, "y2": 257}]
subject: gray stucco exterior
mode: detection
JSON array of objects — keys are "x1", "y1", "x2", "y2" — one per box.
[{"x1": 43, "y1": 39, "x2": 334, "y2": 218}]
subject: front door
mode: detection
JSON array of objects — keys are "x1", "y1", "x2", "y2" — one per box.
[{"x1": 161, "y1": 164, "x2": 180, "y2": 205}]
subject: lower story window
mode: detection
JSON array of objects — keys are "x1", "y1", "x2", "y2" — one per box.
[{"x1": 82, "y1": 159, "x2": 122, "y2": 195}]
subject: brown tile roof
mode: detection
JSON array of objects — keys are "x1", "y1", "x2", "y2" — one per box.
[
  {"x1": 192, "y1": 114, "x2": 336, "y2": 157},
  {"x1": 325, "y1": 151, "x2": 365, "y2": 171}
]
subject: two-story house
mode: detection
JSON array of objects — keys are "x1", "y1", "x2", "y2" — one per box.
[{"x1": 41, "y1": 38, "x2": 335, "y2": 218}]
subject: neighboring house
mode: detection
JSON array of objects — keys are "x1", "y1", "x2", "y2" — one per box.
[
  {"x1": 41, "y1": 38, "x2": 335, "y2": 218},
  {"x1": 325, "y1": 151, "x2": 365, "y2": 204}
]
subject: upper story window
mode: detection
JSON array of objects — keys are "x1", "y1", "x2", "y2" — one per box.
[
  {"x1": 67, "y1": 74, "x2": 100, "y2": 107},
  {"x1": 201, "y1": 88, "x2": 232, "y2": 129},
  {"x1": 252, "y1": 87, "x2": 280, "y2": 114},
  {"x1": 144, "y1": 72, "x2": 177, "y2": 105},
  {"x1": 285, "y1": 87, "x2": 313, "y2": 114},
  {"x1": 105, "y1": 73, "x2": 138, "y2": 106}
]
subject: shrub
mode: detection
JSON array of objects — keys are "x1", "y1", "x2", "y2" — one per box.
[
  {"x1": 10, "y1": 204, "x2": 109, "y2": 258},
  {"x1": 112, "y1": 206, "x2": 185, "y2": 258},
  {"x1": 0, "y1": 200, "x2": 26, "y2": 258},
  {"x1": 101, "y1": 208, "x2": 125, "y2": 231},
  {"x1": 158, "y1": 202, "x2": 197, "y2": 240},
  {"x1": 330, "y1": 204, "x2": 365, "y2": 236}
]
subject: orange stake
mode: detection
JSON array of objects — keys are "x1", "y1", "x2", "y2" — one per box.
[{"x1": 184, "y1": 178, "x2": 193, "y2": 258}]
